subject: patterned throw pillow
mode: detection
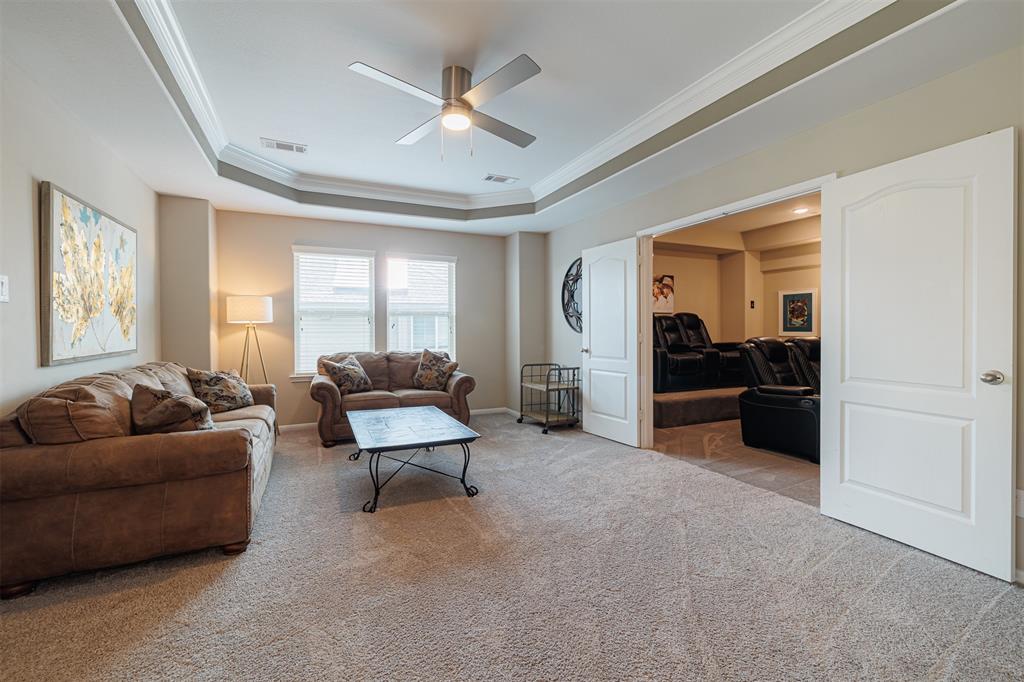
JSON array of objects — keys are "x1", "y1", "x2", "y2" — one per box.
[
  {"x1": 322, "y1": 355, "x2": 372, "y2": 395},
  {"x1": 413, "y1": 349, "x2": 458, "y2": 390},
  {"x1": 131, "y1": 384, "x2": 213, "y2": 434},
  {"x1": 186, "y1": 368, "x2": 254, "y2": 414}
]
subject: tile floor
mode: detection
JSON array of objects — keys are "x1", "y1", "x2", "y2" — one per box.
[{"x1": 652, "y1": 418, "x2": 820, "y2": 506}]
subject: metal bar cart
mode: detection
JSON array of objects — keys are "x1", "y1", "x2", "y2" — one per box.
[{"x1": 518, "y1": 363, "x2": 580, "y2": 433}]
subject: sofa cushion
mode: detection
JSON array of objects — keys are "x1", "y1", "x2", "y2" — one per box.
[
  {"x1": 211, "y1": 416, "x2": 270, "y2": 446},
  {"x1": 143, "y1": 362, "x2": 194, "y2": 396},
  {"x1": 413, "y1": 349, "x2": 458, "y2": 390},
  {"x1": 16, "y1": 374, "x2": 133, "y2": 444},
  {"x1": 322, "y1": 356, "x2": 372, "y2": 395},
  {"x1": 103, "y1": 367, "x2": 164, "y2": 392},
  {"x1": 342, "y1": 390, "x2": 400, "y2": 412},
  {"x1": 211, "y1": 404, "x2": 276, "y2": 433},
  {"x1": 392, "y1": 388, "x2": 452, "y2": 410},
  {"x1": 319, "y1": 352, "x2": 389, "y2": 390},
  {"x1": 131, "y1": 385, "x2": 213, "y2": 434},
  {"x1": 386, "y1": 351, "x2": 422, "y2": 390},
  {"x1": 187, "y1": 368, "x2": 254, "y2": 413}
]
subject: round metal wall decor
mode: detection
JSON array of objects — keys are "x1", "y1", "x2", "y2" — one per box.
[{"x1": 561, "y1": 257, "x2": 583, "y2": 334}]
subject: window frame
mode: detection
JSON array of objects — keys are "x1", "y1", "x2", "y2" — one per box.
[
  {"x1": 385, "y1": 252, "x2": 457, "y2": 359},
  {"x1": 292, "y1": 245, "x2": 376, "y2": 377}
]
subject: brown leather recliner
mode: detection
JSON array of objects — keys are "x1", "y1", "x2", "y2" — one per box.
[
  {"x1": 0, "y1": 362, "x2": 276, "y2": 598},
  {"x1": 309, "y1": 351, "x2": 475, "y2": 446}
]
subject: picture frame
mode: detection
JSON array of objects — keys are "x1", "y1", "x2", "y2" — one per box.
[
  {"x1": 652, "y1": 274, "x2": 675, "y2": 313},
  {"x1": 40, "y1": 182, "x2": 138, "y2": 366},
  {"x1": 778, "y1": 288, "x2": 817, "y2": 337}
]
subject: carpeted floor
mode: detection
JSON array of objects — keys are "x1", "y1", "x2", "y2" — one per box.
[{"x1": 1, "y1": 414, "x2": 1021, "y2": 681}]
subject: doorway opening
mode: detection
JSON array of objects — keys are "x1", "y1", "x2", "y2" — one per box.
[{"x1": 643, "y1": 190, "x2": 823, "y2": 506}]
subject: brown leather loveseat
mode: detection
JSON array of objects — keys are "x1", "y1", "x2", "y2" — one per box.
[
  {"x1": 0, "y1": 361, "x2": 276, "y2": 598},
  {"x1": 310, "y1": 351, "x2": 475, "y2": 446}
]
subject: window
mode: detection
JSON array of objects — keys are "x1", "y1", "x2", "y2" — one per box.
[
  {"x1": 293, "y1": 247, "x2": 374, "y2": 374},
  {"x1": 387, "y1": 255, "x2": 456, "y2": 356}
]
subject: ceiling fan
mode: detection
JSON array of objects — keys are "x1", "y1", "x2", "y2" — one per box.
[{"x1": 348, "y1": 54, "x2": 540, "y2": 148}]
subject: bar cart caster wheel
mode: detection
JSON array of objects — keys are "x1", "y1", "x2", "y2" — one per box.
[
  {"x1": 542, "y1": 428, "x2": 549, "y2": 434},
  {"x1": 516, "y1": 417, "x2": 523, "y2": 423}
]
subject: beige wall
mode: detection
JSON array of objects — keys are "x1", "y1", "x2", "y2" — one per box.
[
  {"x1": 0, "y1": 61, "x2": 159, "y2": 414},
  {"x1": 158, "y1": 195, "x2": 218, "y2": 369},
  {"x1": 652, "y1": 251, "x2": 721, "y2": 339},
  {"x1": 505, "y1": 232, "x2": 547, "y2": 410},
  {"x1": 214, "y1": 211, "x2": 507, "y2": 426},
  {"x1": 546, "y1": 46, "x2": 1024, "y2": 572},
  {"x1": 718, "y1": 252, "x2": 746, "y2": 342},
  {"x1": 760, "y1": 243, "x2": 821, "y2": 338}
]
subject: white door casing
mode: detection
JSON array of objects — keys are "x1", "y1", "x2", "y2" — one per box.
[
  {"x1": 820, "y1": 128, "x2": 1016, "y2": 581},
  {"x1": 581, "y1": 237, "x2": 639, "y2": 446}
]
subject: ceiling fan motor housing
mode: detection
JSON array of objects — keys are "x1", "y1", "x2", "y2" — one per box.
[{"x1": 442, "y1": 65, "x2": 473, "y2": 103}]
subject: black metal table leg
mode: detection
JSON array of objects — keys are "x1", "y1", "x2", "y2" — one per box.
[
  {"x1": 362, "y1": 450, "x2": 381, "y2": 513},
  {"x1": 349, "y1": 448, "x2": 362, "y2": 461},
  {"x1": 459, "y1": 442, "x2": 479, "y2": 497}
]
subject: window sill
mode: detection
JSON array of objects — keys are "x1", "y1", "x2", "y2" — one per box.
[{"x1": 289, "y1": 373, "x2": 315, "y2": 383}]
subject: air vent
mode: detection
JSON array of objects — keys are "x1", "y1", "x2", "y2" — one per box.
[
  {"x1": 260, "y1": 137, "x2": 308, "y2": 154},
  {"x1": 483, "y1": 173, "x2": 519, "y2": 185}
]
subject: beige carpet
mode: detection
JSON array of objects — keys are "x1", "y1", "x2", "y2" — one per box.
[{"x1": 1, "y1": 414, "x2": 1022, "y2": 681}]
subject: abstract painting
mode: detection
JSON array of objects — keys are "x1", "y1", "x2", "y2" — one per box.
[
  {"x1": 652, "y1": 274, "x2": 675, "y2": 313},
  {"x1": 40, "y1": 182, "x2": 137, "y2": 365},
  {"x1": 779, "y1": 288, "x2": 816, "y2": 337}
]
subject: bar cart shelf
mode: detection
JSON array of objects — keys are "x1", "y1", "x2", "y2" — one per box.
[{"x1": 518, "y1": 364, "x2": 580, "y2": 433}]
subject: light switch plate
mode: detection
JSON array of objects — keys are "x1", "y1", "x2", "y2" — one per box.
[{"x1": 0, "y1": 275, "x2": 8, "y2": 303}]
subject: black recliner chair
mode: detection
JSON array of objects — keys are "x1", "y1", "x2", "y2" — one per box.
[
  {"x1": 673, "y1": 313, "x2": 745, "y2": 387},
  {"x1": 737, "y1": 337, "x2": 820, "y2": 463},
  {"x1": 786, "y1": 337, "x2": 820, "y2": 393},
  {"x1": 652, "y1": 314, "x2": 719, "y2": 392}
]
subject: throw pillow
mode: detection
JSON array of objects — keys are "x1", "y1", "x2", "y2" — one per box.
[
  {"x1": 131, "y1": 384, "x2": 214, "y2": 434},
  {"x1": 186, "y1": 368, "x2": 254, "y2": 413},
  {"x1": 413, "y1": 349, "x2": 458, "y2": 391},
  {"x1": 322, "y1": 355, "x2": 372, "y2": 395}
]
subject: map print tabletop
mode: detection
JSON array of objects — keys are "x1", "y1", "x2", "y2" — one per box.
[{"x1": 347, "y1": 406, "x2": 480, "y2": 453}]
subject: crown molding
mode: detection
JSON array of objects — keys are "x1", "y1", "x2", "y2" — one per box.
[
  {"x1": 219, "y1": 144, "x2": 535, "y2": 210},
  {"x1": 529, "y1": 0, "x2": 896, "y2": 201},
  {"x1": 131, "y1": 0, "x2": 228, "y2": 154}
]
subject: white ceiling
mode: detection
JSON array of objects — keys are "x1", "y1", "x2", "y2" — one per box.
[
  {"x1": 168, "y1": 0, "x2": 819, "y2": 196},
  {"x1": 1, "y1": 1, "x2": 1020, "y2": 236}
]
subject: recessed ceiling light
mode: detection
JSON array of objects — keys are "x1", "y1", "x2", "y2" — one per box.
[{"x1": 793, "y1": 207, "x2": 810, "y2": 215}]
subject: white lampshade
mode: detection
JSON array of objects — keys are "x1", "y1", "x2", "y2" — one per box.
[{"x1": 226, "y1": 295, "x2": 273, "y2": 324}]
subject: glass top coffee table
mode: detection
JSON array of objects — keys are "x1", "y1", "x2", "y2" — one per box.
[{"x1": 346, "y1": 406, "x2": 481, "y2": 513}]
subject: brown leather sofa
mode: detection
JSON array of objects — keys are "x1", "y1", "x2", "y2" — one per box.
[
  {"x1": 310, "y1": 351, "x2": 475, "y2": 446},
  {"x1": 0, "y1": 361, "x2": 276, "y2": 598}
]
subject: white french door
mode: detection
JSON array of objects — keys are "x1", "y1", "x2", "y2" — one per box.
[
  {"x1": 581, "y1": 237, "x2": 640, "y2": 447},
  {"x1": 820, "y1": 128, "x2": 1016, "y2": 580}
]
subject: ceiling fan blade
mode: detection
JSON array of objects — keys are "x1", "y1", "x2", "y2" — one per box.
[
  {"x1": 461, "y1": 54, "x2": 540, "y2": 108},
  {"x1": 396, "y1": 115, "x2": 439, "y2": 145},
  {"x1": 472, "y1": 111, "x2": 536, "y2": 148},
  {"x1": 349, "y1": 62, "x2": 444, "y2": 107}
]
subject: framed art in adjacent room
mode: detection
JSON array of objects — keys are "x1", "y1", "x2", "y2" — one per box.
[
  {"x1": 39, "y1": 182, "x2": 137, "y2": 366},
  {"x1": 778, "y1": 288, "x2": 817, "y2": 337},
  {"x1": 652, "y1": 274, "x2": 675, "y2": 313}
]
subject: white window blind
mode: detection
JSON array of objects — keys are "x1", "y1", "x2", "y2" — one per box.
[
  {"x1": 293, "y1": 247, "x2": 374, "y2": 373},
  {"x1": 387, "y1": 255, "x2": 456, "y2": 356}
]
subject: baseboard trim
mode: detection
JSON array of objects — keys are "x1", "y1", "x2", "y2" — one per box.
[
  {"x1": 471, "y1": 407, "x2": 517, "y2": 416},
  {"x1": 279, "y1": 422, "x2": 315, "y2": 432}
]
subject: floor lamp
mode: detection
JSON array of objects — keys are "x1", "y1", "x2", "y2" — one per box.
[{"x1": 226, "y1": 296, "x2": 273, "y2": 384}]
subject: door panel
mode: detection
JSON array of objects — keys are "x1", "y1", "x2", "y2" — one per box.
[
  {"x1": 820, "y1": 128, "x2": 1016, "y2": 581},
  {"x1": 582, "y1": 238, "x2": 639, "y2": 446}
]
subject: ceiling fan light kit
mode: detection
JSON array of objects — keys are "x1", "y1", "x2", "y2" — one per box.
[{"x1": 348, "y1": 55, "x2": 540, "y2": 151}]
